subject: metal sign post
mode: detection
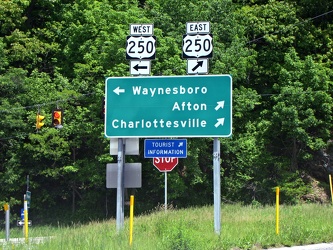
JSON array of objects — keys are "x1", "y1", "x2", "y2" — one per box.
[
  {"x1": 165, "y1": 172, "x2": 167, "y2": 212},
  {"x1": 152, "y1": 158, "x2": 179, "y2": 211},
  {"x1": 213, "y1": 137, "x2": 221, "y2": 234},
  {"x1": 116, "y1": 138, "x2": 125, "y2": 232},
  {"x1": 4, "y1": 203, "x2": 10, "y2": 241}
]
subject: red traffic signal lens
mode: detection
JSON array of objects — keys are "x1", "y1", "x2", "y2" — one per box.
[
  {"x1": 52, "y1": 109, "x2": 63, "y2": 127},
  {"x1": 53, "y1": 112, "x2": 60, "y2": 119}
]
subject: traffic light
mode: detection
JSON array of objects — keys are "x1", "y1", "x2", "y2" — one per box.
[
  {"x1": 36, "y1": 113, "x2": 45, "y2": 129},
  {"x1": 52, "y1": 109, "x2": 63, "y2": 128}
]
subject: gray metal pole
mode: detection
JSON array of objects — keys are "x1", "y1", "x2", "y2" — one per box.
[
  {"x1": 121, "y1": 141, "x2": 125, "y2": 226},
  {"x1": 116, "y1": 138, "x2": 124, "y2": 232},
  {"x1": 213, "y1": 137, "x2": 221, "y2": 234},
  {"x1": 27, "y1": 175, "x2": 29, "y2": 191},
  {"x1": 5, "y1": 204, "x2": 10, "y2": 241},
  {"x1": 165, "y1": 172, "x2": 167, "y2": 212}
]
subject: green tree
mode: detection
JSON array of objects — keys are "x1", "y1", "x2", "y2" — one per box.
[{"x1": 267, "y1": 49, "x2": 333, "y2": 171}]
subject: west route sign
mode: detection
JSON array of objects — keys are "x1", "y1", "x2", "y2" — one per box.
[{"x1": 104, "y1": 75, "x2": 232, "y2": 138}]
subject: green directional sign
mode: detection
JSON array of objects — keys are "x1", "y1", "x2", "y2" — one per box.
[{"x1": 105, "y1": 75, "x2": 232, "y2": 138}]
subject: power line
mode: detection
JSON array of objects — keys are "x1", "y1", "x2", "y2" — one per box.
[
  {"x1": 0, "y1": 91, "x2": 96, "y2": 113},
  {"x1": 1, "y1": 9, "x2": 332, "y2": 141},
  {"x1": 0, "y1": 116, "x2": 104, "y2": 141},
  {"x1": 1, "y1": 8, "x2": 332, "y2": 113},
  {"x1": 247, "y1": 9, "x2": 333, "y2": 45}
]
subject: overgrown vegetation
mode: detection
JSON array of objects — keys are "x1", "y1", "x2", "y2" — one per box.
[
  {"x1": 2, "y1": 204, "x2": 333, "y2": 249},
  {"x1": 0, "y1": 0, "x2": 333, "y2": 222}
]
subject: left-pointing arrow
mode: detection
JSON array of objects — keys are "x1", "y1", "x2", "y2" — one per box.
[
  {"x1": 113, "y1": 86, "x2": 125, "y2": 95},
  {"x1": 133, "y1": 64, "x2": 148, "y2": 71},
  {"x1": 214, "y1": 118, "x2": 225, "y2": 128},
  {"x1": 17, "y1": 220, "x2": 32, "y2": 226}
]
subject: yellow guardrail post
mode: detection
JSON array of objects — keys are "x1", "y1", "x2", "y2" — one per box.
[
  {"x1": 329, "y1": 175, "x2": 333, "y2": 205},
  {"x1": 24, "y1": 198, "x2": 29, "y2": 242},
  {"x1": 129, "y1": 195, "x2": 134, "y2": 246},
  {"x1": 276, "y1": 187, "x2": 280, "y2": 235}
]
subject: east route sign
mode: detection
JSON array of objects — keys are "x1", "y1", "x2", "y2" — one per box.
[
  {"x1": 104, "y1": 75, "x2": 232, "y2": 138},
  {"x1": 182, "y1": 34, "x2": 213, "y2": 59}
]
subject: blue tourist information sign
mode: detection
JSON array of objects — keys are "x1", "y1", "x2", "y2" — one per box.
[{"x1": 144, "y1": 139, "x2": 187, "y2": 158}]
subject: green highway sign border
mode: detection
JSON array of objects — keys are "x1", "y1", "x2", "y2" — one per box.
[{"x1": 105, "y1": 75, "x2": 232, "y2": 138}]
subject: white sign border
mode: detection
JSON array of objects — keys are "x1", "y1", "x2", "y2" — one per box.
[
  {"x1": 104, "y1": 75, "x2": 232, "y2": 138},
  {"x1": 187, "y1": 59, "x2": 209, "y2": 75},
  {"x1": 130, "y1": 23, "x2": 154, "y2": 36},
  {"x1": 186, "y1": 21, "x2": 210, "y2": 34},
  {"x1": 130, "y1": 60, "x2": 151, "y2": 75}
]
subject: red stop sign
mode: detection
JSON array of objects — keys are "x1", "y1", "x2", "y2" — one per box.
[{"x1": 153, "y1": 157, "x2": 178, "y2": 172}]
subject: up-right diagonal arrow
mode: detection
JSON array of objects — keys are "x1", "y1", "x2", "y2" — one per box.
[
  {"x1": 215, "y1": 101, "x2": 225, "y2": 110},
  {"x1": 214, "y1": 118, "x2": 225, "y2": 128},
  {"x1": 192, "y1": 61, "x2": 204, "y2": 71}
]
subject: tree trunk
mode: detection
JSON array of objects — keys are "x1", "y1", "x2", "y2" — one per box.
[{"x1": 291, "y1": 137, "x2": 298, "y2": 171}]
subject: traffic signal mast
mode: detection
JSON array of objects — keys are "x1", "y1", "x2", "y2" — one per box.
[
  {"x1": 52, "y1": 109, "x2": 63, "y2": 128},
  {"x1": 36, "y1": 113, "x2": 45, "y2": 129}
]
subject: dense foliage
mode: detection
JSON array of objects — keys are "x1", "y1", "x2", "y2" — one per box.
[{"x1": 1, "y1": 0, "x2": 333, "y2": 223}]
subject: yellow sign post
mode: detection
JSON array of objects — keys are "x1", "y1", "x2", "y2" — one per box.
[
  {"x1": 24, "y1": 199, "x2": 29, "y2": 242},
  {"x1": 129, "y1": 195, "x2": 134, "y2": 246},
  {"x1": 329, "y1": 175, "x2": 333, "y2": 205}
]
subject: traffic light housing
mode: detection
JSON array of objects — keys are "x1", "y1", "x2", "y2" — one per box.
[
  {"x1": 52, "y1": 109, "x2": 63, "y2": 128},
  {"x1": 36, "y1": 113, "x2": 45, "y2": 129}
]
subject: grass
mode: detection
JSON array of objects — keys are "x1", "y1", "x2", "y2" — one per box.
[{"x1": 1, "y1": 203, "x2": 333, "y2": 249}]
